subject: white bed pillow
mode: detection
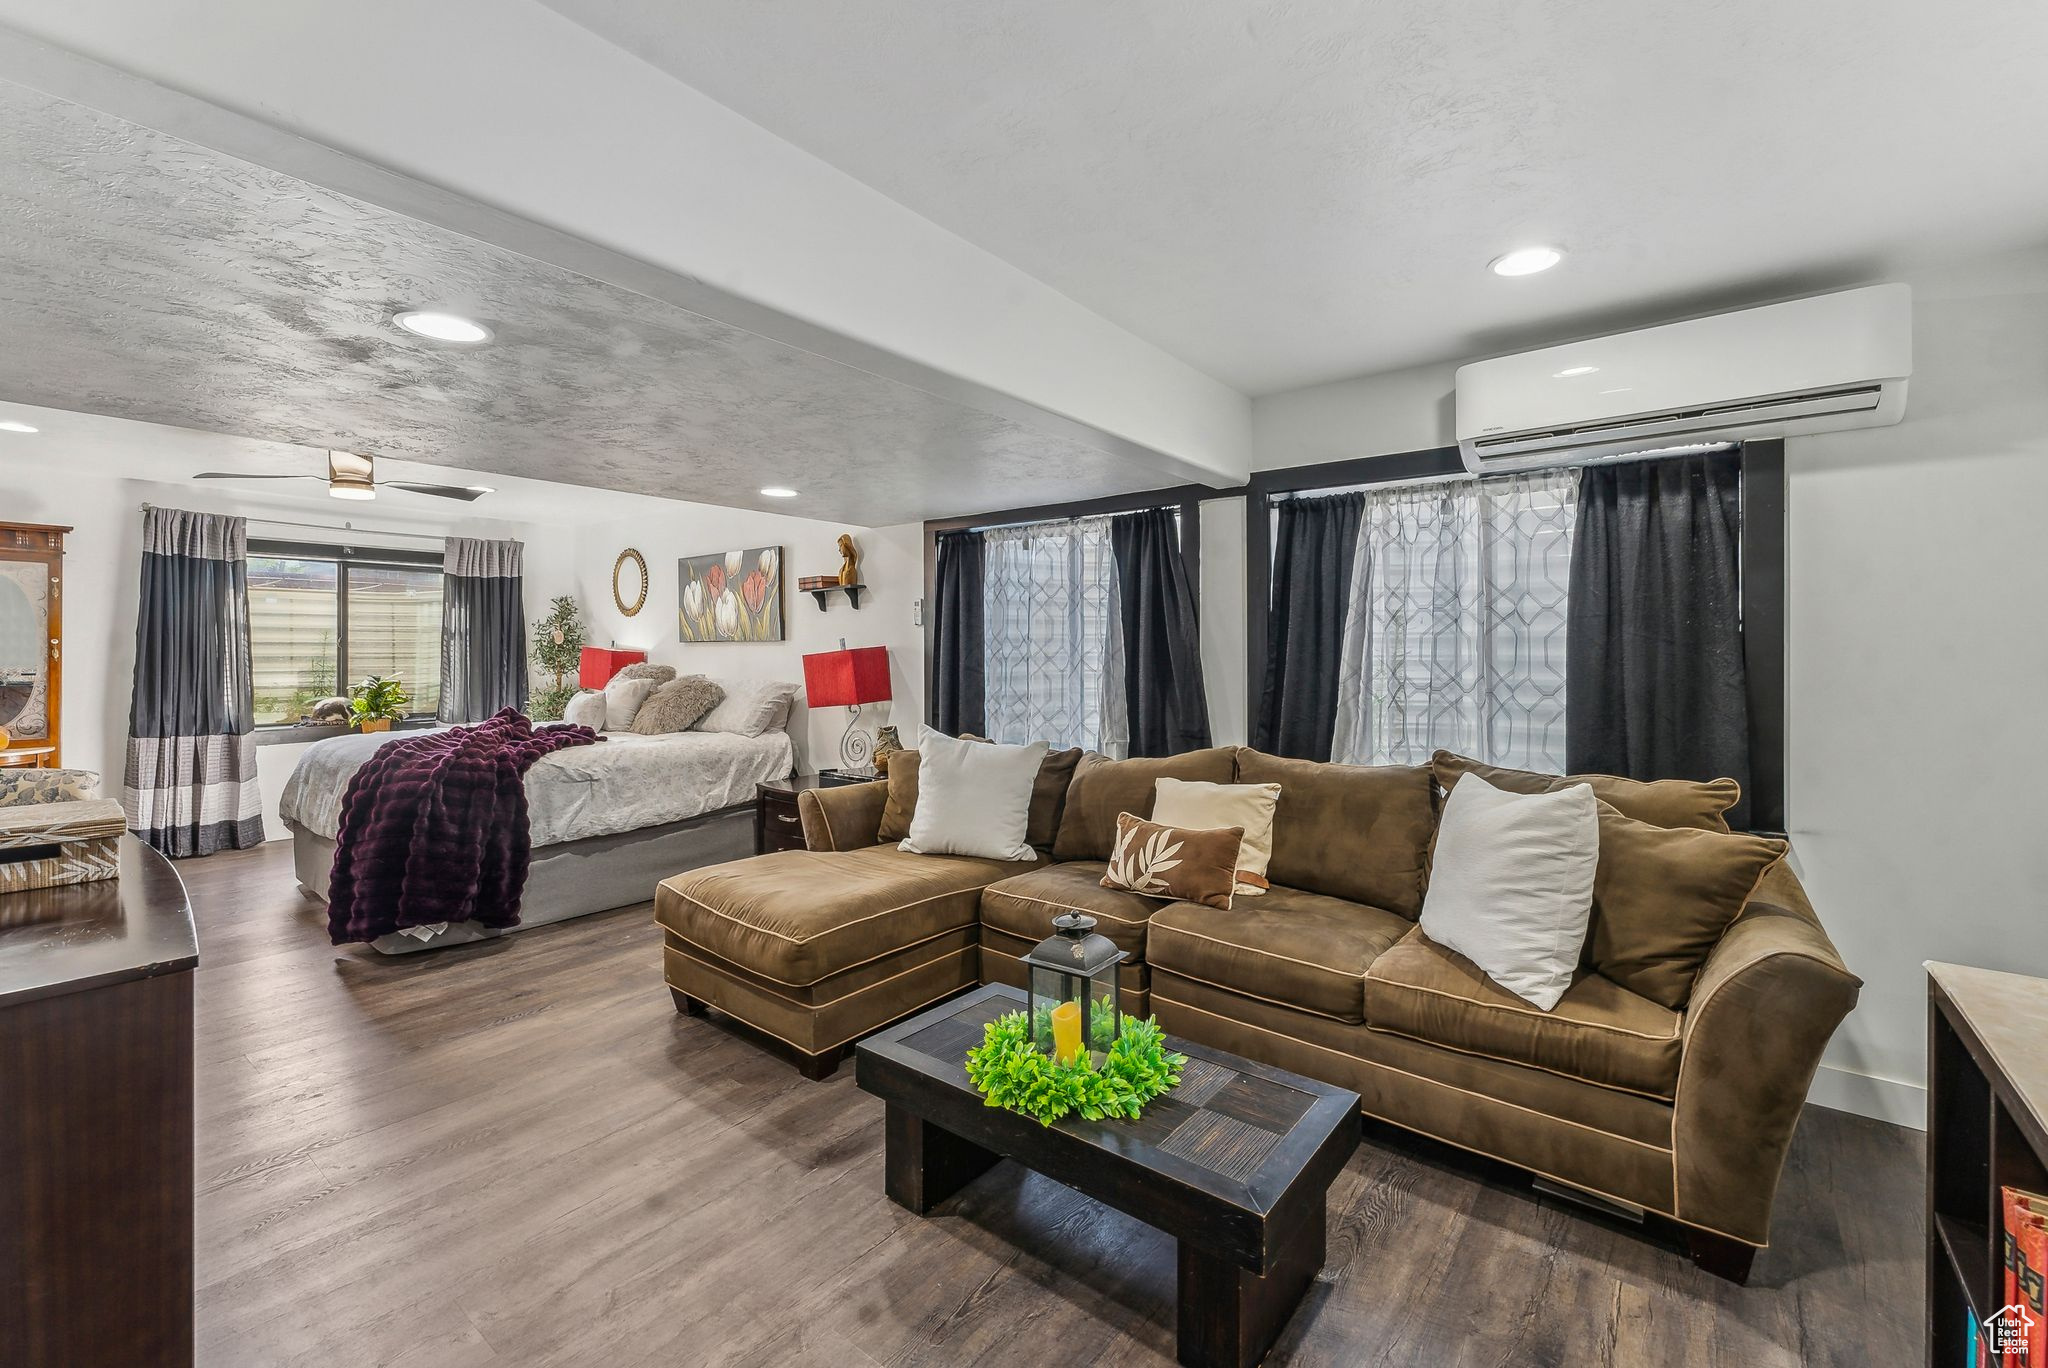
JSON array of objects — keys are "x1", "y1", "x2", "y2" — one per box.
[
  {"x1": 562, "y1": 690, "x2": 607, "y2": 731},
  {"x1": 694, "y1": 679, "x2": 799, "y2": 737},
  {"x1": 602, "y1": 676, "x2": 660, "y2": 731},
  {"x1": 1418, "y1": 774, "x2": 1599, "y2": 1011},
  {"x1": 1150, "y1": 777, "x2": 1282, "y2": 897},
  {"x1": 899, "y1": 729, "x2": 1048, "y2": 862}
]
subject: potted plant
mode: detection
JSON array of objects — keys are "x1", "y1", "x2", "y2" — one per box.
[
  {"x1": 528, "y1": 596, "x2": 587, "y2": 722},
  {"x1": 348, "y1": 674, "x2": 412, "y2": 733}
]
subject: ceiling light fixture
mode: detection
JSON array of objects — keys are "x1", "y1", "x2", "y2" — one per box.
[
  {"x1": 327, "y1": 481, "x2": 376, "y2": 501},
  {"x1": 760, "y1": 486, "x2": 798, "y2": 498},
  {"x1": 1553, "y1": 365, "x2": 1599, "y2": 378},
  {"x1": 392, "y1": 310, "x2": 493, "y2": 344},
  {"x1": 0, "y1": 421, "x2": 38, "y2": 434},
  {"x1": 1489, "y1": 246, "x2": 1563, "y2": 277}
]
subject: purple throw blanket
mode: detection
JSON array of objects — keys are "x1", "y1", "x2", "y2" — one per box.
[{"x1": 326, "y1": 708, "x2": 601, "y2": 944}]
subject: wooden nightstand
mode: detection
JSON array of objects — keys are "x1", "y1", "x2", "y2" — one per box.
[{"x1": 755, "y1": 772, "x2": 868, "y2": 855}]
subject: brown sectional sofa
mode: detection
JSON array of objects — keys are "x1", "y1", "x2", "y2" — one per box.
[{"x1": 652, "y1": 744, "x2": 1858, "y2": 1279}]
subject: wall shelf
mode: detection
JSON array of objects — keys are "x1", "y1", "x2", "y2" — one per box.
[{"x1": 806, "y1": 583, "x2": 864, "y2": 611}]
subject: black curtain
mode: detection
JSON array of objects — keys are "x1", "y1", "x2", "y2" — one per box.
[
  {"x1": 1110, "y1": 508, "x2": 1211, "y2": 756},
  {"x1": 930, "y1": 530, "x2": 986, "y2": 736},
  {"x1": 124, "y1": 507, "x2": 264, "y2": 857},
  {"x1": 440, "y1": 537, "x2": 528, "y2": 722},
  {"x1": 1567, "y1": 450, "x2": 1751, "y2": 825},
  {"x1": 1255, "y1": 491, "x2": 1364, "y2": 761}
]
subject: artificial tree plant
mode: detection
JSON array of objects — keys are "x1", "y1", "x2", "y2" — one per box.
[{"x1": 528, "y1": 595, "x2": 587, "y2": 722}]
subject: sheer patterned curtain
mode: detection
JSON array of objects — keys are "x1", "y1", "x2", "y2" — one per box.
[
  {"x1": 1331, "y1": 468, "x2": 1578, "y2": 770},
  {"x1": 982, "y1": 517, "x2": 1128, "y2": 755}
]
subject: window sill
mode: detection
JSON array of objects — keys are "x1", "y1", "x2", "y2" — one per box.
[{"x1": 251, "y1": 718, "x2": 440, "y2": 747}]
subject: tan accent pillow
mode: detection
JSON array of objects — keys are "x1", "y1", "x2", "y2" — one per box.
[
  {"x1": 1150, "y1": 777, "x2": 1281, "y2": 897},
  {"x1": 878, "y1": 744, "x2": 1082, "y2": 850},
  {"x1": 1101, "y1": 812, "x2": 1244, "y2": 910},
  {"x1": 1432, "y1": 750, "x2": 1739, "y2": 832},
  {"x1": 630, "y1": 675, "x2": 725, "y2": 735},
  {"x1": 613, "y1": 662, "x2": 678, "y2": 685},
  {"x1": 1586, "y1": 800, "x2": 1788, "y2": 1010}
]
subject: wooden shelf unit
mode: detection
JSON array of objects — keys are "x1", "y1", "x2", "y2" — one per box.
[{"x1": 1926, "y1": 962, "x2": 2048, "y2": 1367}]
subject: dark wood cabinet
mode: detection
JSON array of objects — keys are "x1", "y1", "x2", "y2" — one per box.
[
  {"x1": 1925, "y1": 962, "x2": 2048, "y2": 1367},
  {"x1": 754, "y1": 772, "x2": 867, "y2": 854},
  {"x1": 0, "y1": 837, "x2": 197, "y2": 1368}
]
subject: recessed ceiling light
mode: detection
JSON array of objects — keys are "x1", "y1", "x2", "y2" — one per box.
[
  {"x1": 392, "y1": 310, "x2": 493, "y2": 344},
  {"x1": 1489, "y1": 246, "x2": 1564, "y2": 277},
  {"x1": 0, "y1": 421, "x2": 38, "y2": 434},
  {"x1": 1553, "y1": 365, "x2": 1599, "y2": 378},
  {"x1": 760, "y1": 486, "x2": 798, "y2": 498}
]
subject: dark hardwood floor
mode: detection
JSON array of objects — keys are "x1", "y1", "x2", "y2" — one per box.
[{"x1": 185, "y1": 842, "x2": 1922, "y2": 1367}]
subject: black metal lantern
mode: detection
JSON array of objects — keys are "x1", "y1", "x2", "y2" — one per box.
[{"x1": 1023, "y1": 912, "x2": 1127, "y2": 1065}]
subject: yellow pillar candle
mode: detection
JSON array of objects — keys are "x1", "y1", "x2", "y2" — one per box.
[{"x1": 1049, "y1": 1000, "x2": 1083, "y2": 1064}]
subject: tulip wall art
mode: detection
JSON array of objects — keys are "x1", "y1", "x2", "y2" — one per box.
[{"x1": 678, "y1": 546, "x2": 784, "y2": 643}]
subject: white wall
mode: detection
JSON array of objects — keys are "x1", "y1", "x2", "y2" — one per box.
[
  {"x1": 1240, "y1": 244, "x2": 2048, "y2": 1127},
  {"x1": 548, "y1": 508, "x2": 925, "y2": 774},
  {"x1": 1198, "y1": 496, "x2": 1250, "y2": 746}
]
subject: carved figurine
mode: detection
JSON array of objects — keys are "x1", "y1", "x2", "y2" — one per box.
[{"x1": 836, "y1": 533, "x2": 859, "y2": 586}]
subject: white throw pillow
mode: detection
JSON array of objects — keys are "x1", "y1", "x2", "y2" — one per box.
[
  {"x1": 562, "y1": 690, "x2": 607, "y2": 731},
  {"x1": 694, "y1": 679, "x2": 799, "y2": 737},
  {"x1": 1418, "y1": 774, "x2": 1599, "y2": 1011},
  {"x1": 602, "y1": 676, "x2": 660, "y2": 731},
  {"x1": 899, "y1": 729, "x2": 1049, "y2": 862},
  {"x1": 1150, "y1": 777, "x2": 1282, "y2": 897}
]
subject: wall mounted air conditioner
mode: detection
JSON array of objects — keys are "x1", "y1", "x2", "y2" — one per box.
[{"x1": 1454, "y1": 283, "x2": 1911, "y2": 474}]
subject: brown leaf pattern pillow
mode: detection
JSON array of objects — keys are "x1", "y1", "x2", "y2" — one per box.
[{"x1": 1100, "y1": 812, "x2": 1244, "y2": 910}]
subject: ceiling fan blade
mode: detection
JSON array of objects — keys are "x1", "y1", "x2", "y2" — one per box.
[
  {"x1": 381, "y1": 481, "x2": 491, "y2": 502},
  {"x1": 192, "y1": 472, "x2": 322, "y2": 480}
]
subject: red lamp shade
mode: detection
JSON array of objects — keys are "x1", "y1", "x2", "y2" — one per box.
[
  {"x1": 803, "y1": 646, "x2": 892, "y2": 708},
  {"x1": 579, "y1": 646, "x2": 647, "y2": 689}
]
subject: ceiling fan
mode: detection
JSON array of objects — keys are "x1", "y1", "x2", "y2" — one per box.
[{"x1": 193, "y1": 450, "x2": 493, "y2": 502}]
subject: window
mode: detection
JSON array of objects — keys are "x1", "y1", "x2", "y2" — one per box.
[
  {"x1": 983, "y1": 516, "x2": 1127, "y2": 755},
  {"x1": 247, "y1": 542, "x2": 442, "y2": 725},
  {"x1": 1331, "y1": 468, "x2": 1577, "y2": 771}
]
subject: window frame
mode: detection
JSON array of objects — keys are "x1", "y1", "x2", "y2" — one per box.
[
  {"x1": 1244, "y1": 440, "x2": 1788, "y2": 834},
  {"x1": 921, "y1": 483, "x2": 1216, "y2": 731},
  {"x1": 246, "y1": 537, "x2": 445, "y2": 742}
]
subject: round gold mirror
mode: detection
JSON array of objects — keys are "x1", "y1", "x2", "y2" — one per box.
[{"x1": 612, "y1": 548, "x2": 648, "y2": 617}]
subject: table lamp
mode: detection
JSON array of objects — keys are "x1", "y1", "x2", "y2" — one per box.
[
  {"x1": 578, "y1": 646, "x2": 646, "y2": 689},
  {"x1": 802, "y1": 641, "x2": 891, "y2": 774}
]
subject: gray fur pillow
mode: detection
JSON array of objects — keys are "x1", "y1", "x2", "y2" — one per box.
[
  {"x1": 613, "y1": 662, "x2": 678, "y2": 685},
  {"x1": 630, "y1": 675, "x2": 726, "y2": 735}
]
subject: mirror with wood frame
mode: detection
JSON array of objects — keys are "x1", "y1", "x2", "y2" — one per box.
[
  {"x1": 0, "y1": 523, "x2": 68, "y2": 769},
  {"x1": 613, "y1": 547, "x2": 648, "y2": 617}
]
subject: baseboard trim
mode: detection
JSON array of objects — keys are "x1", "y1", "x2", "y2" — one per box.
[{"x1": 1806, "y1": 1064, "x2": 1925, "y2": 1130}]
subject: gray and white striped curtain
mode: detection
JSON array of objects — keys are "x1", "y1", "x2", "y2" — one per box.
[
  {"x1": 439, "y1": 536, "x2": 527, "y2": 722},
  {"x1": 124, "y1": 507, "x2": 264, "y2": 857}
]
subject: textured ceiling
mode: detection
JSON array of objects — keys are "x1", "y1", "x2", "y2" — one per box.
[
  {"x1": 544, "y1": 0, "x2": 2048, "y2": 394},
  {"x1": 0, "y1": 81, "x2": 1185, "y2": 525}
]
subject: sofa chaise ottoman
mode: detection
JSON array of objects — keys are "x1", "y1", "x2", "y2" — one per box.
[{"x1": 655, "y1": 742, "x2": 1858, "y2": 1281}]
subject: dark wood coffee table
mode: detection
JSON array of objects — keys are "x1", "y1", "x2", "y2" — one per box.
[{"x1": 855, "y1": 984, "x2": 1360, "y2": 1368}]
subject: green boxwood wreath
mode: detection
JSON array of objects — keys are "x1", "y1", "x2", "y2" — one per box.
[{"x1": 964, "y1": 1006, "x2": 1187, "y2": 1126}]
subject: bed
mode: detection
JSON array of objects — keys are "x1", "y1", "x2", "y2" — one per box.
[{"x1": 279, "y1": 725, "x2": 794, "y2": 953}]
